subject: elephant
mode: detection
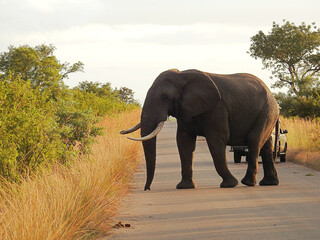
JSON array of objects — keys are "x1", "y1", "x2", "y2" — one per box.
[{"x1": 120, "y1": 69, "x2": 279, "y2": 191}]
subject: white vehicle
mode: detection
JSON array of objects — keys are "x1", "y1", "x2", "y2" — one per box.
[{"x1": 230, "y1": 128, "x2": 288, "y2": 163}]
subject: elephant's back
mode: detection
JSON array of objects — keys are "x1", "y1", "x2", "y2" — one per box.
[
  {"x1": 208, "y1": 72, "x2": 270, "y2": 94},
  {"x1": 208, "y1": 72, "x2": 272, "y2": 107},
  {"x1": 208, "y1": 72, "x2": 278, "y2": 142}
]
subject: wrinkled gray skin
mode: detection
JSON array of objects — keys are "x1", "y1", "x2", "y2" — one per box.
[{"x1": 129, "y1": 69, "x2": 279, "y2": 190}]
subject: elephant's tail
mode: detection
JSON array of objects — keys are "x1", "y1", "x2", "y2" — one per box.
[{"x1": 273, "y1": 118, "x2": 280, "y2": 161}]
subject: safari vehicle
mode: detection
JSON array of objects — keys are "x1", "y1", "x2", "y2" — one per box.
[{"x1": 230, "y1": 128, "x2": 288, "y2": 163}]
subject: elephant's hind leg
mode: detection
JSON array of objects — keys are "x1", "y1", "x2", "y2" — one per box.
[
  {"x1": 241, "y1": 146, "x2": 259, "y2": 186},
  {"x1": 259, "y1": 136, "x2": 279, "y2": 185},
  {"x1": 206, "y1": 137, "x2": 238, "y2": 188},
  {"x1": 242, "y1": 106, "x2": 278, "y2": 187},
  {"x1": 242, "y1": 113, "x2": 268, "y2": 186}
]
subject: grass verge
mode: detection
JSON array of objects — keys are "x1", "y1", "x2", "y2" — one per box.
[
  {"x1": 281, "y1": 117, "x2": 320, "y2": 171},
  {"x1": 0, "y1": 110, "x2": 142, "y2": 239}
]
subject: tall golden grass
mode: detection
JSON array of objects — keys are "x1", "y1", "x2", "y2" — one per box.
[
  {"x1": 0, "y1": 110, "x2": 142, "y2": 239},
  {"x1": 281, "y1": 117, "x2": 320, "y2": 170}
]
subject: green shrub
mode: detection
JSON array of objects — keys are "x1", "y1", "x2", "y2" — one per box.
[
  {"x1": 55, "y1": 96, "x2": 104, "y2": 157},
  {"x1": 275, "y1": 92, "x2": 320, "y2": 118},
  {"x1": 0, "y1": 44, "x2": 140, "y2": 181},
  {"x1": 0, "y1": 76, "x2": 63, "y2": 180},
  {"x1": 72, "y1": 81, "x2": 140, "y2": 117}
]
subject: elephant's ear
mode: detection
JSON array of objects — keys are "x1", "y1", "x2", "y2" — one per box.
[{"x1": 179, "y1": 70, "x2": 221, "y2": 119}]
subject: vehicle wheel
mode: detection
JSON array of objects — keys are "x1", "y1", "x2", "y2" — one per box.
[
  {"x1": 280, "y1": 143, "x2": 287, "y2": 162},
  {"x1": 234, "y1": 151, "x2": 242, "y2": 163},
  {"x1": 284, "y1": 142, "x2": 288, "y2": 152},
  {"x1": 280, "y1": 154, "x2": 286, "y2": 162}
]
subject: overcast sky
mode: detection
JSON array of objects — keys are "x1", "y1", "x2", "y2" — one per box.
[{"x1": 1, "y1": 0, "x2": 319, "y2": 103}]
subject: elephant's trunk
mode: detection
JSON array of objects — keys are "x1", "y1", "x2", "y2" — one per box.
[
  {"x1": 142, "y1": 136, "x2": 157, "y2": 190},
  {"x1": 120, "y1": 119, "x2": 165, "y2": 190},
  {"x1": 140, "y1": 120, "x2": 161, "y2": 191}
]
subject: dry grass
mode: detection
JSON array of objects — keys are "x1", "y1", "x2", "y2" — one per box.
[
  {"x1": 0, "y1": 110, "x2": 142, "y2": 240},
  {"x1": 281, "y1": 117, "x2": 320, "y2": 170}
]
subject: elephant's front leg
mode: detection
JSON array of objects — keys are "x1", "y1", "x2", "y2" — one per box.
[{"x1": 176, "y1": 128, "x2": 196, "y2": 189}]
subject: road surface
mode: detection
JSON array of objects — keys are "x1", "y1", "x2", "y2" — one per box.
[{"x1": 108, "y1": 121, "x2": 320, "y2": 240}]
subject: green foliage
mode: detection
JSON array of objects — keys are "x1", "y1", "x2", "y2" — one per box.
[
  {"x1": 248, "y1": 20, "x2": 320, "y2": 97},
  {"x1": 0, "y1": 44, "x2": 84, "y2": 100},
  {"x1": 275, "y1": 92, "x2": 320, "y2": 118},
  {"x1": 114, "y1": 87, "x2": 138, "y2": 105},
  {"x1": 77, "y1": 80, "x2": 113, "y2": 97},
  {"x1": 56, "y1": 97, "x2": 104, "y2": 157},
  {"x1": 73, "y1": 81, "x2": 140, "y2": 116},
  {"x1": 0, "y1": 75, "x2": 62, "y2": 180},
  {"x1": 249, "y1": 20, "x2": 320, "y2": 118},
  {"x1": 0, "y1": 44, "x2": 139, "y2": 181}
]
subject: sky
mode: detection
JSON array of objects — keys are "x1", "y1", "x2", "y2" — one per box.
[{"x1": 1, "y1": 0, "x2": 320, "y2": 104}]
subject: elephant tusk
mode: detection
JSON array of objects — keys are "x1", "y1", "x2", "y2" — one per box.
[
  {"x1": 127, "y1": 121, "x2": 165, "y2": 141},
  {"x1": 120, "y1": 123, "x2": 141, "y2": 134}
]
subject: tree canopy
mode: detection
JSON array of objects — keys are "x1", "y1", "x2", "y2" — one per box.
[
  {"x1": 248, "y1": 20, "x2": 320, "y2": 97},
  {"x1": 114, "y1": 87, "x2": 136, "y2": 104},
  {"x1": 0, "y1": 44, "x2": 139, "y2": 181},
  {"x1": 248, "y1": 20, "x2": 320, "y2": 118},
  {"x1": 0, "y1": 44, "x2": 84, "y2": 99}
]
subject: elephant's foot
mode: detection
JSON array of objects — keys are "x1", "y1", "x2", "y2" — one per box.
[
  {"x1": 241, "y1": 174, "x2": 256, "y2": 187},
  {"x1": 176, "y1": 179, "x2": 196, "y2": 189},
  {"x1": 259, "y1": 176, "x2": 279, "y2": 186},
  {"x1": 220, "y1": 176, "x2": 238, "y2": 188}
]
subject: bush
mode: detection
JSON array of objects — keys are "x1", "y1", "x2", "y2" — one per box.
[
  {"x1": 0, "y1": 44, "x2": 140, "y2": 181},
  {"x1": 72, "y1": 81, "x2": 140, "y2": 117},
  {"x1": 0, "y1": 76, "x2": 63, "y2": 180},
  {"x1": 275, "y1": 92, "x2": 320, "y2": 118},
  {"x1": 56, "y1": 96, "x2": 104, "y2": 157}
]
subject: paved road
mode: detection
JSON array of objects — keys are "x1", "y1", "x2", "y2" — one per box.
[{"x1": 108, "y1": 121, "x2": 320, "y2": 240}]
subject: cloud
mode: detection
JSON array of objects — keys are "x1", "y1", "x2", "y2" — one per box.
[
  {"x1": 126, "y1": 23, "x2": 258, "y2": 46},
  {"x1": 0, "y1": 0, "x2": 106, "y2": 33},
  {"x1": 1, "y1": 0, "x2": 319, "y2": 36},
  {"x1": 1, "y1": 0, "x2": 319, "y2": 103},
  {"x1": 0, "y1": 23, "x2": 257, "y2": 57}
]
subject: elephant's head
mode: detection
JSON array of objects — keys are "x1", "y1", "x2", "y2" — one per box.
[{"x1": 120, "y1": 69, "x2": 221, "y2": 190}]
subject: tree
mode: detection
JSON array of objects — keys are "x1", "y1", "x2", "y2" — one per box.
[
  {"x1": 0, "y1": 45, "x2": 103, "y2": 180},
  {"x1": 0, "y1": 44, "x2": 139, "y2": 181},
  {"x1": 77, "y1": 80, "x2": 113, "y2": 97},
  {"x1": 75, "y1": 81, "x2": 140, "y2": 115},
  {"x1": 0, "y1": 44, "x2": 84, "y2": 99},
  {"x1": 248, "y1": 20, "x2": 320, "y2": 97},
  {"x1": 115, "y1": 87, "x2": 136, "y2": 104}
]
